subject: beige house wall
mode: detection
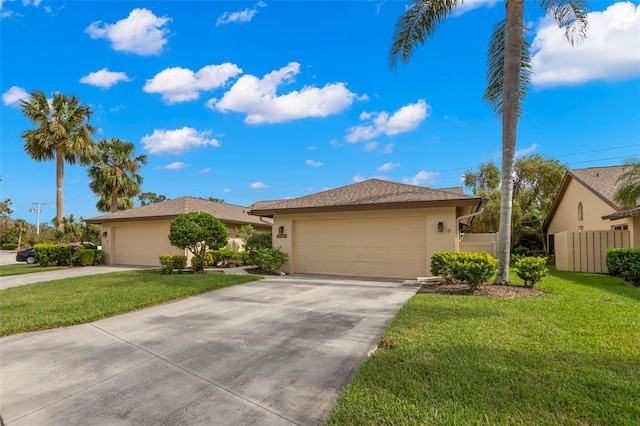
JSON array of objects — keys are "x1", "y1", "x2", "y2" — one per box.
[
  {"x1": 547, "y1": 178, "x2": 632, "y2": 237},
  {"x1": 271, "y1": 207, "x2": 459, "y2": 279},
  {"x1": 100, "y1": 220, "x2": 272, "y2": 267}
]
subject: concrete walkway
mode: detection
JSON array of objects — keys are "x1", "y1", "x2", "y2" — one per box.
[
  {"x1": 1, "y1": 275, "x2": 421, "y2": 425},
  {"x1": 0, "y1": 265, "x2": 147, "y2": 290}
]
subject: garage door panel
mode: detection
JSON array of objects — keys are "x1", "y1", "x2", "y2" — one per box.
[
  {"x1": 114, "y1": 223, "x2": 176, "y2": 266},
  {"x1": 293, "y1": 217, "x2": 426, "y2": 279}
]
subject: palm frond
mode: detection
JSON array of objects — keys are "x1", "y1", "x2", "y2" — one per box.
[
  {"x1": 614, "y1": 158, "x2": 640, "y2": 207},
  {"x1": 389, "y1": 0, "x2": 461, "y2": 69},
  {"x1": 538, "y1": 0, "x2": 589, "y2": 45},
  {"x1": 483, "y1": 19, "x2": 532, "y2": 120}
]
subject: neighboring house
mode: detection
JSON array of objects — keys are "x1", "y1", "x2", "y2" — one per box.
[
  {"x1": 543, "y1": 165, "x2": 639, "y2": 251},
  {"x1": 85, "y1": 197, "x2": 272, "y2": 266},
  {"x1": 249, "y1": 179, "x2": 484, "y2": 279}
]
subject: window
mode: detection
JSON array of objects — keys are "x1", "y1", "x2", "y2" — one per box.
[
  {"x1": 612, "y1": 224, "x2": 628, "y2": 231},
  {"x1": 578, "y1": 202, "x2": 584, "y2": 222}
]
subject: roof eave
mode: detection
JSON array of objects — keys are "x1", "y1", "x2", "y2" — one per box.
[{"x1": 249, "y1": 198, "x2": 483, "y2": 218}]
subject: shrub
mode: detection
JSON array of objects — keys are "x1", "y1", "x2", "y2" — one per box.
[
  {"x1": 159, "y1": 254, "x2": 175, "y2": 274},
  {"x1": 56, "y1": 245, "x2": 81, "y2": 266},
  {"x1": 34, "y1": 243, "x2": 57, "y2": 266},
  {"x1": 606, "y1": 248, "x2": 640, "y2": 286},
  {"x1": 430, "y1": 251, "x2": 497, "y2": 291},
  {"x1": 173, "y1": 255, "x2": 187, "y2": 269},
  {"x1": 2, "y1": 243, "x2": 18, "y2": 250},
  {"x1": 245, "y1": 233, "x2": 272, "y2": 253},
  {"x1": 77, "y1": 249, "x2": 97, "y2": 266},
  {"x1": 515, "y1": 256, "x2": 548, "y2": 288},
  {"x1": 255, "y1": 248, "x2": 288, "y2": 273}
]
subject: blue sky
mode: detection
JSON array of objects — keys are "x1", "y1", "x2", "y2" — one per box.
[{"x1": 1, "y1": 0, "x2": 639, "y2": 223}]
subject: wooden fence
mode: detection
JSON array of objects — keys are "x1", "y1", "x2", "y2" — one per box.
[{"x1": 554, "y1": 230, "x2": 630, "y2": 273}]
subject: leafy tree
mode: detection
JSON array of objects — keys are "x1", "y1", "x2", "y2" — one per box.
[
  {"x1": 88, "y1": 138, "x2": 147, "y2": 213},
  {"x1": 207, "y1": 197, "x2": 225, "y2": 203},
  {"x1": 236, "y1": 224, "x2": 256, "y2": 245},
  {"x1": 168, "y1": 212, "x2": 229, "y2": 272},
  {"x1": 138, "y1": 192, "x2": 168, "y2": 206},
  {"x1": 20, "y1": 90, "x2": 96, "y2": 230},
  {"x1": 614, "y1": 159, "x2": 640, "y2": 208},
  {"x1": 389, "y1": 0, "x2": 587, "y2": 284},
  {"x1": 463, "y1": 155, "x2": 567, "y2": 250}
]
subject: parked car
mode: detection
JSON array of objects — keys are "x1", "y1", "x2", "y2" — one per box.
[{"x1": 16, "y1": 247, "x2": 36, "y2": 264}]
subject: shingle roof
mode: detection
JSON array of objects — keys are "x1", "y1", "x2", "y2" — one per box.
[
  {"x1": 249, "y1": 179, "x2": 481, "y2": 216},
  {"x1": 543, "y1": 165, "x2": 628, "y2": 232},
  {"x1": 569, "y1": 165, "x2": 626, "y2": 207},
  {"x1": 85, "y1": 197, "x2": 271, "y2": 227}
]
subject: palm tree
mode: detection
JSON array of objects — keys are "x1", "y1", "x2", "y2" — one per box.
[
  {"x1": 96, "y1": 194, "x2": 135, "y2": 212},
  {"x1": 88, "y1": 138, "x2": 148, "y2": 213},
  {"x1": 389, "y1": 0, "x2": 588, "y2": 284},
  {"x1": 614, "y1": 159, "x2": 640, "y2": 208},
  {"x1": 20, "y1": 91, "x2": 96, "y2": 231},
  {"x1": 14, "y1": 219, "x2": 30, "y2": 250}
]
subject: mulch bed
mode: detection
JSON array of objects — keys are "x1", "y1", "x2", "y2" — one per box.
[{"x1": 418, "y1": 281, "x2": 546, "y2": 298}]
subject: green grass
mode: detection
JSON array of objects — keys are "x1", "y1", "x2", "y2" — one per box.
[
  {"x1": 0, "y1": 270, "x2": 261, "y2": 336},
  {"x1": 0, "y1": 263, "x2": 69, "y2": 277},
  {"x1": 328, "y1": 269, "x2": 640, "y2": 426}
]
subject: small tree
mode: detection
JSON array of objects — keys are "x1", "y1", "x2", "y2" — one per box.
[{"x1": 168, "y1": 212, "x2": 228, "y2": 272}]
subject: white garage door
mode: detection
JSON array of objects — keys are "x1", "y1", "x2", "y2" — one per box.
[
  {"x1": 293, "y1": 217, "x2": 426, "y2": 279},
  {"x1": 113, "y1": 223, "x2": 177, "y2": 266}
]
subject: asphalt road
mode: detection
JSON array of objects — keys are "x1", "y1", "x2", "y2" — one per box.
[{"x1": 1, "y1": 274, "x2": 421, "y2": 425}]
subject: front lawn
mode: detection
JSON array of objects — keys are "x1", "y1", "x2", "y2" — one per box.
[
  {"x1": 0, "y1": 263, "x2": 69, "y2": 277},
  {"x1": 0, "y1": 270, "x2": 262, "y2": 336},
  {"x1": 328, "y1": 269, "x2": 640, "y2": 425}
]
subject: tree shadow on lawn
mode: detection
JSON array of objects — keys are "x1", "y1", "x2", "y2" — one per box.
[
  {"x1": 547, "y1": 268, "x2": 640, "y2": 302},
  {"x1": 356, "y1": 342, "x2": 639, "y2": 425}
]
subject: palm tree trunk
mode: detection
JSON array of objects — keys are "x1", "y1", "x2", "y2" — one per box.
[
  {"x1": 56, "y1": 145, "x2": 65, "y2": 232},
  {"x1": 111, "y1": 188, "x2": 119, "y2": 213},
  {"x1": 495, "y1": 0, "x2": 524, "y2": 285}
]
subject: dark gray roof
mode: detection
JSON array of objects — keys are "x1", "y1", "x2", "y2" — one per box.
[
  {"x1": 85, "y1": 197, "x2": 271, "y2": 227},
  {"x1": 250, "y1": 179, "x2": 481, "y2": 216}
]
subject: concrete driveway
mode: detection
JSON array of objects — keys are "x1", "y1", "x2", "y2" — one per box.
[{"x1": 1, "y1": 275, "x2": 420, "y2": 425}]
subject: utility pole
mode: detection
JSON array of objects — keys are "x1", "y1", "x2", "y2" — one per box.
[{"x1": 30, "y1": 201, "x2": 53, "y2": 234}]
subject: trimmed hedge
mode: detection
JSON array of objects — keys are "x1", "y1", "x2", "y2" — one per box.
[
  {"x1": 254, "y1": 248, "x2": 288, "y2": 273},
  {"x1": 33, "y1": 243, "x2": 100, "y2": 266},
  {"x1": 431, "y1": 251, "x2": 498, "y2": 291},
  {"x1": 2, "y1": 243, "x2": 18, "y2": 250},
  {"x1": 606, "y1": 248, "x2": 640, "y2": 286},
  {"x1": 159, "y1": 253, "x2": 188, "y2": 274}
]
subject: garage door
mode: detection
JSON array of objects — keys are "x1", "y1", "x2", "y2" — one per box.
[
  {"x1": 293, "y1": 217, "x2": 426, "y2": 279},
  {"x1": 113, "y1": 223, "x2": 177, "y2": 266}
]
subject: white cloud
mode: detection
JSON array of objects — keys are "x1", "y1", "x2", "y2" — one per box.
[
  {"x1": 160, "y1": 162, "x2": 186, "y2": 170},
  {"x1": 85, "y1": 8, "x2": 170, "y2": 56},
  {"x1": 212, "y1": 62, "x2": 358, "y2": 124},
  {"x1": 404, "y1": 171, "x2": 439, "y2": 186},
  {"x1": 306, "y1": 159, "x2": 322, "y2": 167},
  {"x1": 515, "y1": 143, "x2": 538, "y2": 158},
  {"x1": 307, "y1": 145, "x2": 318, "y2": 150},
  {"x1": 249, "y1": 181, "x2": 269, "y2": 189},
  {"x1": 454, "y1": 0, "x2": 498, "y2": 16},
  {"x1": 329, "y1": 139, "x2": 344, "y2": 148},
  {"x1": 353, "y1": 174, "x2": 366, "y2": 183},
  {"x1": 2, "y1": 85, "x2": 28, "y2": 107},
  {"x1": 80, "y1": 68, "x2": 130, "y2": 89},
  {"x1": 223, "y1": 188, "x2": 232, "y2": 194},
  {"x1": 108, "y1": 105, "x2": 127, "y2": 113},
  {"x1": 144, "y1": 63, "x2": 242, "y2": 104},
  {"x1": 531, "y1": 2, "x2": 640, "y2": 86},
  {"x1": 141, "y1": 127, "x2": 220, "y2": 155},
  {"x1": 216, "y1": 1, "x2": 266, "y2": 26},
  {"x1": 364, "y1": 142, "x2": 378, "y2": 152},
  {"x1": 377, "y1": 162, "x2": 400, "y2": 172},
  {"x1": 382, "y1": 143, "x2": 394, "y2": 154},
  {"x1": 346, "y1": 99, "x2": 429, "y2": 142},
  {"x1": 198, "y1": 167, "x2": 212, "y2": 174}
]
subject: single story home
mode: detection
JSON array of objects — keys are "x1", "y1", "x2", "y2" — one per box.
[
  {"x1": 249, "y1": 179, "x2": 484, "y2": 279},
  {"x1": 85, "y1": 197, "x2": 272, "y2": 266},
  {"x1": 543, "y1": 165, "x2": 639, "y2": 251}
]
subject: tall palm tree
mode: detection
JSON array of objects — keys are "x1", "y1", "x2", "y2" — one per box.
[
  {"x1": 614, "y1": 159, "x2": 640, "y2": 208},
  {"x1": 96, "y1": 194, "x2": 135, "y2": 212},
  {"x1": 20, "y1": 91, "x2": 96, "y2": 231},
  {"x1": 14, "y1": 219, "x2": 30, "y2": 250},
  {"x1": 88, "y1": 138, "x2": 148, "y2": 213},
  {"x1": 389, "y1": 0, "x2": 588, "y2": 284}
]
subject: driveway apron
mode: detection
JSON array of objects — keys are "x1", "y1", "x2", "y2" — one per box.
[{"x1": 0, "y1": 275, "x2": 420, "y2": 425}]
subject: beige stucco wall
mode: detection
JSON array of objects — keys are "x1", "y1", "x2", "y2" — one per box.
[
  {"x1": 547, "y1": 178, "x2": 632, "y2": 237},
  {"x1": 100, "y1": 220, "x2": 272, "y2": 267},
  {"x1": 269, "y1": 207, "x2": 460, "y2": 279}
]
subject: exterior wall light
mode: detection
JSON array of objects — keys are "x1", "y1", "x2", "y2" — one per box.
[{"x1": 438, "y1": 222, "x2": 444, "y2": 233}]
